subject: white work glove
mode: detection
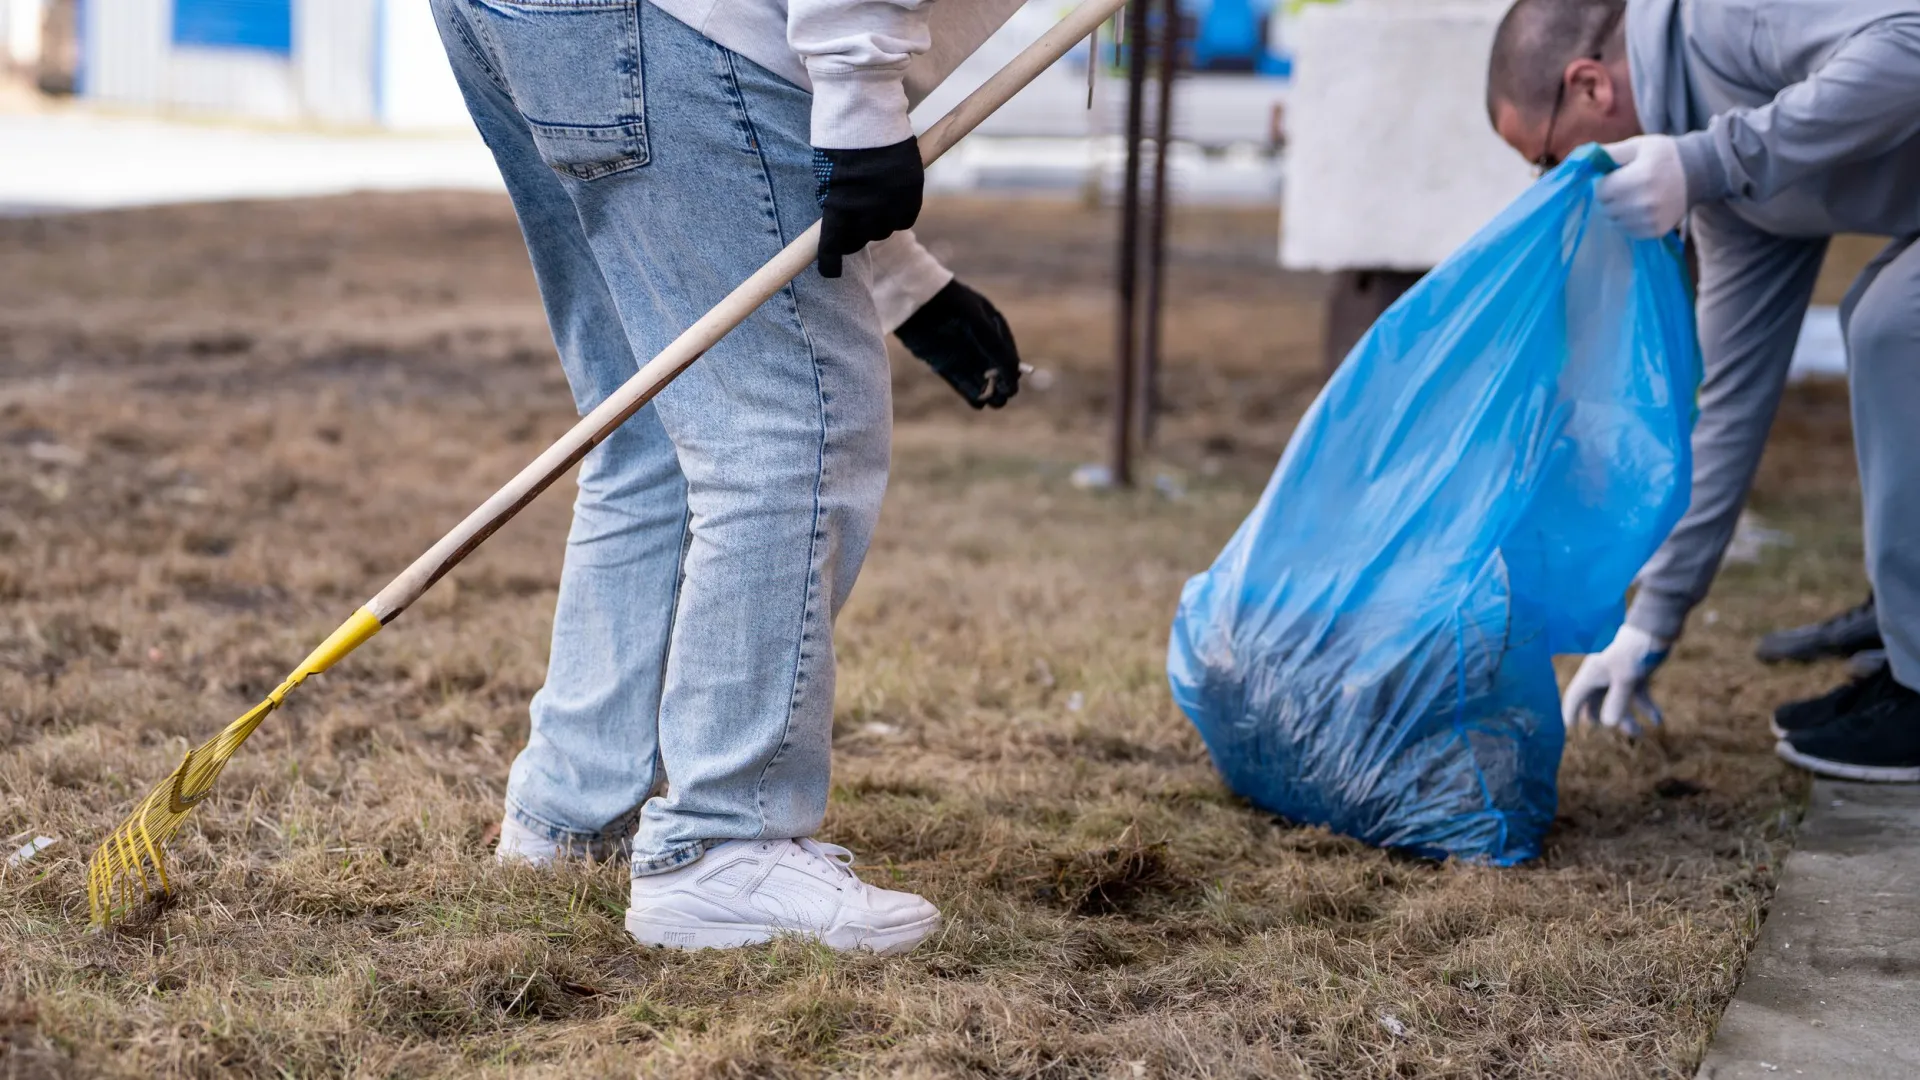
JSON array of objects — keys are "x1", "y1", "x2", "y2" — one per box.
[
  {"x1": 1562, "y1": 624, "x2": 1672, "y2": 737},
  {"x1": 1596, "y1": 135, "x2": 1689, "y2": 239}
]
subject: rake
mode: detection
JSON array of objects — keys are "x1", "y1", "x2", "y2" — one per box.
[{"x1": 87, "y1": 0, "x2": 1133, "y2": 925}]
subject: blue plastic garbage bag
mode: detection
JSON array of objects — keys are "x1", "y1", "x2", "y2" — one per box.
[{"x1": 1167, "y1": 146, "x2": 1700, "y2": 865}]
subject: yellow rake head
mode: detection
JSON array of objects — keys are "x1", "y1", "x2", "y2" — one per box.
[
  {"x1": 87, "y1": 694, "x2": 281, "y2": 923},
  {"x1": 87, "y1": 608, "x2": 383, "y2": 926}
]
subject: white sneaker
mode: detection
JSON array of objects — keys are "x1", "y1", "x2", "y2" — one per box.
[
  {"x1": 625, "y1": 838, "x2": 940, "y2": 955},
  {"x1": 494, "y1": 817, "x2": 626, "y2": 866}
]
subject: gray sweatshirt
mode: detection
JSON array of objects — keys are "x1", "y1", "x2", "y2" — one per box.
[{"x1": 1622, "y1": 0, "x2": 1920, "y2": 640}]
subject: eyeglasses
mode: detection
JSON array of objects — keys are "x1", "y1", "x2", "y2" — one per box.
[
  {"x1": 1531, "y1": 5, "x2": 1626, "y2": 176},
  {"x1": 1531, "y1": 81, "x2": 1574, "y2": 175}
]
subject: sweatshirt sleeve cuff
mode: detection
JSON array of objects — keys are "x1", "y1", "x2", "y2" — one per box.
[
  {"x1": 1674, "y1": 129, "x2": 1734, "y2": 205},
  {"x1": 807, "y1": 67, "x2": 914, "y2": 150},
  {"x1": 868, "y1": 230, "x2": 955, "y2": 333},
  {"x1": 1625, "y1": 589, "x2": 1691, "y2": 644}
]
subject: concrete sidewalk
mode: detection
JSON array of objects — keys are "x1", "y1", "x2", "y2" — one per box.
[
  {"x1": 0, "y1": 107, "x2": 1285, "y2": 213},
  {"x1": 1697, "y1": 780, "x2": 1920, "y2": 1079},
  {"x1": 0, "y1": 109, "x2": 505, "y2": 214}
]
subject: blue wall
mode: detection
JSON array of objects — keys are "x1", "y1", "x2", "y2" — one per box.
[{"x1": 172, "y1": 0, "x2": 293, "y2": 54}]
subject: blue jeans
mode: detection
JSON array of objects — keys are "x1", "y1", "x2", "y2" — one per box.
[{"x1": 430, "y1": 0, "x2": 891, "y2": 874}]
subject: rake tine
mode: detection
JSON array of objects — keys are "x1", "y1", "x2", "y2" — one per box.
[
  {"x1": 112, "y1": 826, "x2": 150, "y2": 909},
  {"x1": 136, "y1": 816, "x2": 170, "y2": 895}
]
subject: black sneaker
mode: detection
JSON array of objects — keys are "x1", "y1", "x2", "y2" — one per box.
[
  {"x1": 1771, "y1": 674, "x2": 1876, "y2": 738},
  {"x1": 1775, "y1": 668, "x2": 1920, "y2": 782},
  {"x1": 1755, "y1": 594, "x2": 1881, "y2": 664}
]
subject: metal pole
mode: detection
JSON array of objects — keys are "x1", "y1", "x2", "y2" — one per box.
[
  {"x1": 1138, "y1": 0, "x2": 1177, "y2": 449},
  {"x1": 1110, "y1": 1, "x2": 1148, "y2": 488}
]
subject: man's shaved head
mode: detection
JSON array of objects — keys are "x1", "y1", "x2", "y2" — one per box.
[{"x1": 1487, "y1": 0, "x2": 1627, "y2": 124}]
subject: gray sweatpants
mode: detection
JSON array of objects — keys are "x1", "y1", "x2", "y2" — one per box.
[
  {"x1": 1844, "y1": 236, "x2": 1920, "y2": 687},
  {"x1": 1626, "y1": 205, "x2": 1920, "y2": 688}
]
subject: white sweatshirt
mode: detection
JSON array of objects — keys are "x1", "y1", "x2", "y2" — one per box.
[{"x1": 648, "y1": 0, "x2": 1027, "y2": 148}]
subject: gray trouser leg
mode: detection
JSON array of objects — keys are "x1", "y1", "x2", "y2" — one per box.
[{"x1": 1843, "y1": 235, "x2": 1920, "y2": 688}]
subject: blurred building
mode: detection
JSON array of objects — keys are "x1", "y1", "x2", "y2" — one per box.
[
  {"x1": 58, "y1": 1, "x2": 1288, "y2": 144},
  {"x1": 66, "y1": 0, "x2": 468, "y2": 129},
  {"x1": 27, "y1": 0, "x2": 1287, "y2": 203},
  {"x1": 1, "y1": 0, "x2": 77, "y2": 92}
]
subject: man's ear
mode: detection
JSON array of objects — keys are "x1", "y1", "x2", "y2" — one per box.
[{"x1": 1567, "y1": 57, "x2": 1615, "y2": 113}]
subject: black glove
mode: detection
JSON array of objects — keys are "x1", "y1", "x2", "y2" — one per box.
[
  {"x1": 813, "y1": 137, "x2": 924, "y2": 279},
  {"x1": 893, "y1": 279, "x2": 1022, "y2": 409}
]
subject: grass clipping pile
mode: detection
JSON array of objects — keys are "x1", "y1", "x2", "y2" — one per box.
[{"x1": 0, "y1": 194, "x2": 1861, "y2": 1077}]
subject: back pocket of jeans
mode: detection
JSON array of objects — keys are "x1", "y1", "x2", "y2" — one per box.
[{"x1": 468, "y1": 0, "x2": 648, "y2": 180}]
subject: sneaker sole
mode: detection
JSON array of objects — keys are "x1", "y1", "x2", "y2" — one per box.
[
  {"x1": 624, "y1": 910, "x2": 940, "y2": 956},
  {"x1": 1774, "y1": 739, "x2": 1920, "y2": 783},
  {"x1": 1768, "y1": 717, "x2": 1815, "y2": 740}
]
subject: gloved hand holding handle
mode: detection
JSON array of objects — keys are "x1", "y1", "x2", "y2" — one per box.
[
  {"x1": 1562, "y1": 624, "x2": 1672, "y2": 738},
  {"x1": 814, "y1": 137, "x2": 925, "y2": 278}
]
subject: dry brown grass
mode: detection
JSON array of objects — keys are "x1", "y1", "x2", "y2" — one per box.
[{"x1": 0, "y1": 194, "x2": 1865, "y2": 1078}]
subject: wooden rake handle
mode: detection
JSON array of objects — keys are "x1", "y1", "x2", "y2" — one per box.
[{"x1": 365, "y1": 0, "x2": 1130, "y2": 624}]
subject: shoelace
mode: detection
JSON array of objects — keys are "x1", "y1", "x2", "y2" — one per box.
[{"x1": 794, "y1": 838, "x2": 858, "y2": 884}]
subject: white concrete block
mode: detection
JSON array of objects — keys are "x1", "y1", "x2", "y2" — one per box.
[{"x1": 1280, "y1": 0, "x2": 1535, "y2": 271}]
